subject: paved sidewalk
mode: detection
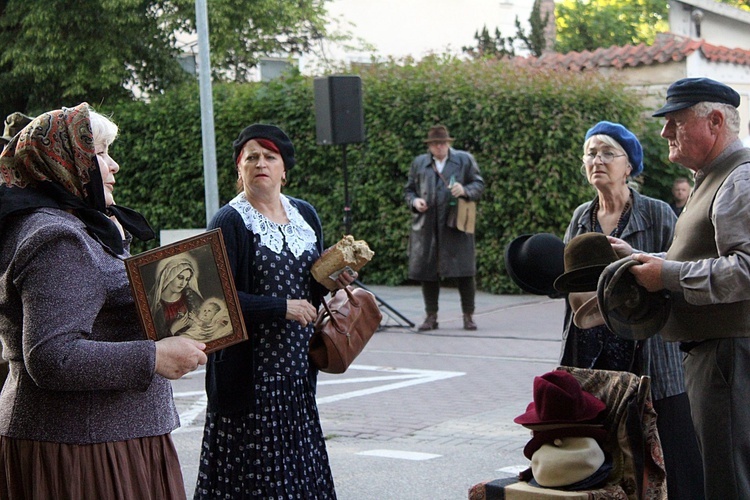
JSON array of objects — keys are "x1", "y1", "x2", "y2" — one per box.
[{"x1": 316, "y1": 284, "x2": 565, "y2": 500}]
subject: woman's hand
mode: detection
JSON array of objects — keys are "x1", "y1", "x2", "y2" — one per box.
[
  {"x1": 286, "y1": 299, "x2": 318, "y2": 325},
  {"x1": 155, "y1": 336, "x2": 207, "y2": 379},
  {"x1": 607, "y1": 236, "x2": 634, "y2": 258},
  {"x1": 334, "y1": 269, "x2": 357, "y2": 289}
]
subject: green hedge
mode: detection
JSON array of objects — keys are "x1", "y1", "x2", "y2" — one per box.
[{"x1": 102, "y1": 56, "x2": 684, "y2": 294}]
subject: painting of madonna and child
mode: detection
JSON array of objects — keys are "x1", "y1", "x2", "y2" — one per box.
[{"x1": 125, "y1": 229, "x2": 247, "y2": 353}]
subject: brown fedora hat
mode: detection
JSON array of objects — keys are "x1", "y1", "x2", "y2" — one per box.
[
  {"x1": 554, "y1": 233, "x2": 619, "y2": 293},
  {"x1": 423, "y1": 125, "x2": 454, "y2": 143}
]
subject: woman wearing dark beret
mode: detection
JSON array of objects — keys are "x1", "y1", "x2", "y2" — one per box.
[
  {"x1": 558, "y1": 121, "x2": 704, "y2": 498},
  {"x1": 194, "y1": 124, "x2": 355, "y2": 499},
  {"x1": 0, "y1": 103, "x2": 207, "y2": 498}
]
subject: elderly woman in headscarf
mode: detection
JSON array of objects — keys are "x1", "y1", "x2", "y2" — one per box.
[
  {"x1": 558, "y1": 121, "x2": 704, "y2": 498},
  {"x1": 149, "y1": 254, "x2": 204, "y2": 339},
  {"x1": 194, "y1": 124, "x2": 355, "y2": 499},
  {"x1": 0, "y1": 103, "x2": 207, "y2": 499}
]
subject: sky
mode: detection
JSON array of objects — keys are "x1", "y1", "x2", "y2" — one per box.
[{"x1": 323, "y1": 0, "x2": 534, "y2": 61}]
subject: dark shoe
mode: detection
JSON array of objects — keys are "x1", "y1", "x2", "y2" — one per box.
[
  {"x1": 418, "y1": 313, "x2": 438, "y2": 331},
  {"x1": 463, "y1": 314, "x2": 477, "y2": 331}
]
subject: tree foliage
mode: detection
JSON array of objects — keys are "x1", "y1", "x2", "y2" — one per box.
[
  {"x1": 463, "y1": 0, "x2": 549, "y2": 58},
  {"x1": 0, "y1": 0, "x2": 333, "y2": 117},
  {"x1": 178, "y1": 0, "x2": 330, "y2": 82},
  {"x1": 0, "y1": 0, "x2": 188, "y2": 116},
  {"x1": 555, "y1": 0, "x2": 668, "y2": 53}
]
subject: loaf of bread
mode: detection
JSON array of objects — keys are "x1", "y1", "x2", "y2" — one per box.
[{"x1": 311, "y1": 235, "x2": 374, "y2": 290}]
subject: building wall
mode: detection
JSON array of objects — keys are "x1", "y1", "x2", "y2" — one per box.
[{"x1": 669, "y1": 0, "x2": 750, "y2": 49}]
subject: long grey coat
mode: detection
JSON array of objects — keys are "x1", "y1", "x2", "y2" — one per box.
[{"x1": 404, "y1": 148, "x2": 484, "y2": 280}]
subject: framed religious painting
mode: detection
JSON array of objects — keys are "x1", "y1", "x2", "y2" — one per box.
[{"x1": 125, "y1": 228, "x2": 247, "y2": 354}]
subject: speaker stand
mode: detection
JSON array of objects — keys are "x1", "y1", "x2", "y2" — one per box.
[{"x1": 339, "y1": 144, "x2": 414, "y2": 330}]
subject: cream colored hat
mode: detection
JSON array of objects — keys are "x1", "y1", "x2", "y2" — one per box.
[
  {"x1": 569, "y1": 291, "x2": 605, "y2": 329},
  {"x1": 531, "y1": 436, "x2": 606, "y2": 487}
]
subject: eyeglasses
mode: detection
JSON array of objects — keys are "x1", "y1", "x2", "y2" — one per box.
[{"x1": 584, "y1": 151, "x2": 627, "y2": 164}]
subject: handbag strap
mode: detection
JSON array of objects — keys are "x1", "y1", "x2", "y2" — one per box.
[{"x1": 318, "y1": 286, "x2": 359, "y2": 331}]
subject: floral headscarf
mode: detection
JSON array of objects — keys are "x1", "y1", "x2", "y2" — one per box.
[
  {"x1": 0, "y1": 103, "x2": 153, "y2": 254},
  {"x1": 0, "y1": 103, "x2": 97, "y2": 199}
]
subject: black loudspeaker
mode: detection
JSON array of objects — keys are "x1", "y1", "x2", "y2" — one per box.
[{"x1": 314, "y1": 75, "x2": 365, "y2": 145}]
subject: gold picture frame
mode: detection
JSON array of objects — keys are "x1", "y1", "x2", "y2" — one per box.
[{"x1": 125, "y1": 228, "x2": 247, "y2": 354}]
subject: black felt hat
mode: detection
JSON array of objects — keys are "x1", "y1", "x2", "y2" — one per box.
[
  {"x1": 232, "y1": 124, "x2": 296, "y2": 169},
  {"x1": 504, "y1": 233, "x2": 565, "y2": 298},
  {"x1": 652, "y1": 77, "x2": 741, "y2": 117}
]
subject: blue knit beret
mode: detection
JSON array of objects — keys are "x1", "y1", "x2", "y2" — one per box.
[{"x1": 585, "y1": 121, "x2": 643, "y2": 177}]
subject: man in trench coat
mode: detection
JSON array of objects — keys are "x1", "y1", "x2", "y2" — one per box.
[{"x1": 404, "y1": 125, "x2": 484, "y2": 331}]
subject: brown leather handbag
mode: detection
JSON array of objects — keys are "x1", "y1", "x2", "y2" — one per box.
[{"x1": 310, "y1": 286, "x2": 382, "y2": 374}]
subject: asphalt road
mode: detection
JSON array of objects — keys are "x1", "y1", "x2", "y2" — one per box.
[{"x1": 170, "y1": 285, "x2": 565, "y2": 499}]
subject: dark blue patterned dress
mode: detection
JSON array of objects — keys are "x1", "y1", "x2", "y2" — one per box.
[{"x1": 194, "y1": 227, "x2": 336, "y2": 499}]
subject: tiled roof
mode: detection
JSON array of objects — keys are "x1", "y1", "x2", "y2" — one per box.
[{"x1": 516, "y1": 34, "x2": 750, "y2": 70}]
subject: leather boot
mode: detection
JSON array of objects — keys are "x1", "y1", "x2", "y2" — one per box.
[
  {"x1": 463, "y1": 313, "x2": 477, "y2": 331},
  {"x1": 418, "y1": 313, "x2": 438, "y2": 331}
]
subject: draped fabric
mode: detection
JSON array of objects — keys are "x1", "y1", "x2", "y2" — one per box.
[{"x1": 0, "y1": 103, "x2": 153, "y2": 255}]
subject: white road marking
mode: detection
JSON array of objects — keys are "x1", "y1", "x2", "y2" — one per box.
[
  {"x1": 172, "y1": 394, "x2": 207, "y2": 434},
  {"x1": 316, "y1": 364, "x2": 465, "y2": 405},
  {"x1": 497, "y1": 465, "x2": 528, "y2": 475},
  {"x1": 173, "y1": 364, "x2": 465, "y2": 430},
  {"x1": 356, "y1": 449, "x2": 442, "y2": 461}
]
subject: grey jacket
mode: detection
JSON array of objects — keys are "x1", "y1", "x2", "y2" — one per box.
[
  {"x1": 562, "y1": 189, "x2": 685, "y2": 400},
  {"x1": 0, "y1": 208, "x2": 178, "y2": 443},
  {"x1": 404, "y1": 148, "x2": 484, "y2": 280}
]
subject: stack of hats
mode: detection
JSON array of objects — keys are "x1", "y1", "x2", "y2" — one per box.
[
  {"x1": 553, "y1": 233, "x2": 619, "y2": 329},
  {"x1": 514, "y1": 370, "x2": 611, "y2": 490}
]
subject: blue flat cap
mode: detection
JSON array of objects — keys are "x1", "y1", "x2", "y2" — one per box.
[
  {"x1": 585, "y1": 121, "x2": 644, "y2": 177},
  {"x1": 653, "y1": 77, "x2": 740, "y2": 117}
]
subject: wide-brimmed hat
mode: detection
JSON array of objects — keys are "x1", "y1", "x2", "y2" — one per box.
[
  {"x1": 514, "y1": 370, "x2": 607, "y2": 427},
  {"x1": 0, "y1": 112, "x2": 34, "y2": 146},
  {"x1": 423, "y1": 125, "x2": 454, "y2": 143},
  {"x1": 569, "y1": 291, "x2": 605, "y2": 329},
  {"x1": 554, "y1": 233, "x2": 619, "y2": 293},
  {"x1": 597, "y1": 257, "x2": 671, "y2": 341},
  {"x1": 653, "y1": 77, "x2": 741, "y2": 117},
  {"x1": 505, "y1": 233, "x2": 565, "y2": 298},
  {"x1": 531, "y1": 437, "x2": 606, "y2": 488}
]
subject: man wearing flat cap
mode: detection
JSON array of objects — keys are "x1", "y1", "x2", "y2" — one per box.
[
  {"x1": 613, "y1": 77, "x2": 750, "y2": 498},
  {"x1": 404, "y1": 125, "x2": 484, "y2": 331}
]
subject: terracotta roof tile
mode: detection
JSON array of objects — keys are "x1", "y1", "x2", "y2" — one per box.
[{"x1": 516, "y1": 34, "x2": 750, "y2": 70}]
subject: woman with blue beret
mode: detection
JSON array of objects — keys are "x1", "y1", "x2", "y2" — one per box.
[{"x1": 557, "y1": 121, "x2": 704, "y2": 499}]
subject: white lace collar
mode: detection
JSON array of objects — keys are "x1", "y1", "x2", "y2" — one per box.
[{"x1": 229, "y1": 193, "x2": 317, "y2": 258}]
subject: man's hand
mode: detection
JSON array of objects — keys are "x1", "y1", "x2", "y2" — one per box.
[
  {"x1": 629, "y1": 254, "x2": 665, "y2": 292},
  {"x1": 413, "y1": 198, "x2": 428, "y2": 212}
]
